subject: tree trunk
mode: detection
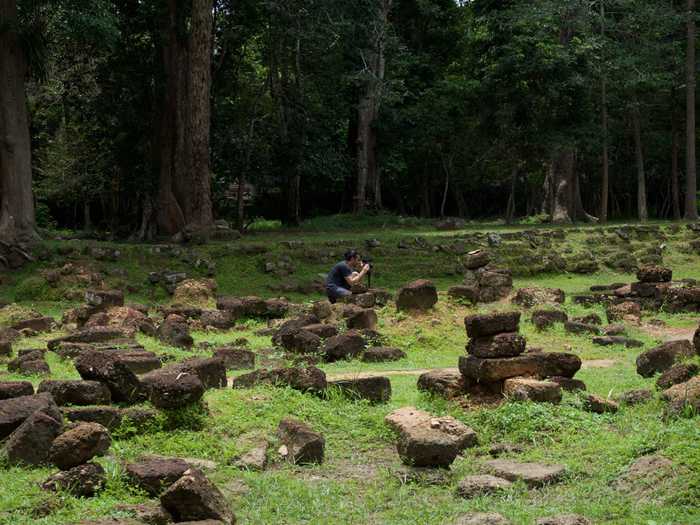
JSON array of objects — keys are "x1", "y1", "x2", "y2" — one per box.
[
  {"x1": 237, "y1": 115, "x2": 260, "y2": 233},
  {"x1": 686, "y1": 0, "x2": 698, "y2": 219},
  {"x1": 156, "y1": 0, "x2": 214, "y2": 237},
  {"x1": 451, "y1": 183, "x2": 467, "y2": 218},
  {"x1": 356, "y1": 97, "x2": 371, "y2": 212},
  {"x1": 600, "y1": 97, "x2": 609, "y2": 222},
  {"x1": 286, "y1": 35, "x2": 304, "y2": 226},
  {"x1": 505, "y1": 166, "x2": 518, "y2": 224},
  {"x1": 134, "y1": 196, "x2": 155, "y2": 241},
  {"x1": 672, "y1": 101, "x2": 682, "y2": 221},
  {"x1": 236, "y1": 174, "x2": 246, "y2": 232},
  {"x1": 83, "y1": 202, "x2": 93, "y2": 232},
  {"x1": 183, "y1": 0, "x2": 214, "y2": 230},
  {"x1": 419, "y1": 174, "x2": 431, "y2": 218},
  {"x1": 439, "y1": 152, "x2": 452, "y2": 218},
  {"x1": 600, "y1": 0, "x2": 609, "y2": 223},
  {"x1": 392, "y1": 186, "x2": 407, "y2": 215},
  {"x1": 371, "y1": 137, "x2": 382, "y2": 209},
  {"x1": 545, "y1": 9, "x2": 597, "y2": 224},
  {"x1": 268, "y1": 15, "x2": 304, "y2": 226},
  {"x1": 343, "y1": 103, "x2": 359, "y2": 213},
  {"x1": 0, "y1": 0, "x2": 37, "y2": 243},
  {"x1": 287, "y1": 169, "x2": 301, "y2": 226},
  {"x1": 548, "y1": 149, "x2": 575, "y2": 223},
  {"x1": 632, "y1": 104, "x2": 648, "y2": 222},
  {"x1": 156, "y1": 0, "x2": 188, "y2": 236},
  {"x1": 573, "y1": 169, "x2": 597, "y2": 223},
  {"x1": 355, "y1": 0, "x2": 391, "y2": 213}
]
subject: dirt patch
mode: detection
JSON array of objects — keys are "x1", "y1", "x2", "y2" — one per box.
[
  {"x1": 329, "y1": 360, "x2": 617, "y2": 380},
  {"x1": 285, "y1": 447, "x2": 398, "y2": 483},
  {"x1": 581, "y1": 359, "x2": 618, "y2": 369},
  {"x1": 638, "y1": 323, "x2": 695, "y2": 342},
  {"x1": 457, "y1": 393, "x2": 504, "y2": 411},
  {"x1": 614, "y1": 455, "x2": 680, "y2": 502},
  {"x1": 327, "y1": 368, "x2": 456, "y2": 381}
]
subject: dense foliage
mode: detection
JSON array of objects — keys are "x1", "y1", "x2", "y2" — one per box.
[{"x1": 5, "y1": 0, "x2": 700, "y2": 236}]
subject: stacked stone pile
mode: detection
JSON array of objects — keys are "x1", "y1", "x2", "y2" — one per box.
[
  {"x1": 232, "y1": 364, "x2": 392, "y2": 404},
  {"x1": 8, "y1": 348, "x2": 51, "y2": 375},
  {"x1": 459, "y1": 311, "x2": 582, "y2": 403},
  {"x1": 512, "y1": 287, "x2": 565, "y2": 309},
  {"x1": 49, "y1": 327, "x2": 161, "y2": 376},
  {"x1": 62, "y1": 289, "x2": 126, "y2": 329},
  {"x1": 270, "y1": 305, "x2": 402, "y2": 365},
  {"x1": 572, "y1": 264, "x2": 700, "y2": 313},
  {"x1": 449, "y1": 250, "x2": 513, "y2": 304},
  {"x1": 125, "y1": 456, "x2": 236, "y2": 523},
  {"x1": 625, "y1": 264, "x2": 673, "y2": 308},
  {"x1": 216, "y1": 295, "x2": 289, "y2": 319},
  {"x1": 396, "y1": 279, "x2": 438, "y2": 311}
]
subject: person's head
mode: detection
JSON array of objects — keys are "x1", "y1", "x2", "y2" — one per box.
[{"x1": 344, "y1": 249, "x2": 361, "y2": 269}]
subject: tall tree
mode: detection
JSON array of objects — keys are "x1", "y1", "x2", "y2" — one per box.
[
  {"x1": 686, "y1": 0, "x2": 698, "y2": 219},
  {"x1": 0, "y1": 0, "x2": 37, "y2": 243},
  {"x1": 545, "y1": 4, "x2": 596, "y2": 224},
  {"x1": 156, "y1": 0, "x2": 215, "y2": 237},
  {"x1": 631, "y1": 102, "x2": 648, "y2": 221},
  {"x1": 672, "y1": 89, "x2": 682, "y2": 220},
  {"x1": 599, "y1": 0, "x2": 609, "y2": 223},
  {"x1": 355, "y1": 0, "x2": 392, "y2": 213}
]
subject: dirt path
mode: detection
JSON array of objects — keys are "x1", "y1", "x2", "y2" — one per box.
[
  {"x1": 229, "y1": 360, "x2": 620, "y2": 385},
  {"x1": 637, "y1": 323, "x2": 695, "y2": 342},
  {"x1": 326, "y1": 359, "x2": 617, "y2": 381},
  {"x1": 327, "y1": 368, "x2": 456, "y2": 381}
]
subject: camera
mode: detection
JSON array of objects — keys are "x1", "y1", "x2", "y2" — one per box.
[{"x1": 362, "y1": 256, "x2": 374, "y2": 287}]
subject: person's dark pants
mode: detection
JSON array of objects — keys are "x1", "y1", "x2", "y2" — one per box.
[{"x1": 326, "y1": 284, "x2": 351, "y2": 304}]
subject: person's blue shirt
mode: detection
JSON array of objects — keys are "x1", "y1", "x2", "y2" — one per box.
[{"x1": 326, "y1": 261, "x2": 352, "y2": 290}]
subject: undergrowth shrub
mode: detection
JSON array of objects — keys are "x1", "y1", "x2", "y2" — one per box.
[
  {"x1": 469, "y1": 399, "x2": 604, "y2": 444},
  {"x1": 13, "y1": 276, "x2": 60, "y2": 302},
  {"x1": 159, "y1": 401, "x2": 209, "y2": 431}
]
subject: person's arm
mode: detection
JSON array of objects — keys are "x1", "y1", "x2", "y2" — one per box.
[{"x1": 345, "y1": 264, "x2": 370, "y2": 286}]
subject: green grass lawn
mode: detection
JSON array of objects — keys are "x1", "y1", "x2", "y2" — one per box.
[{"x1": 1, "y1": 220, "x2": 700, "y2": 524}]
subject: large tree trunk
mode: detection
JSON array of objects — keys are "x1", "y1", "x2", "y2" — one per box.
[
  {"x1": 156, "y1": 0, "x2": 214, "y2": 237},
  {"x1": 134, "y1": 196, "x2": 155, "y2": 241},
  {"x1": 355, "y1": 96, "x2": 374, "y2": 211},
  {"x1": 632, "y1": 104, "x2": 648, "y2": 222},
  {"x1": 599, "y1": 0, "x2": 609, "y2": 223},
  {"x1": 157, "y1": 0, "x2": 189, "y2": 236},
  {"x1": 547, "y1": 149, "x2": 575, "y2": 223},
  {"x1": 286, "y1": 35, "x2": 304, "y2": 226},
  {"x1": 544, "y1": 8, "x2": 596, "y2": 224},
  {"x1": 83, "y1": 203, "x2": 93, "y2": 232},
  {"x1": 0, "y1": 0, "x2": 37, "y2": 243},
  {"x1": 268, "y1": 15, "x2": 304, "y2": 226},
  {"x1": 355, "y1": 0, "x2": 391, "y2": 213},
  {"x1": 183, "y1": 0, "x2": 214, "y2": 230},
  {"x1": 600, "y1": 96, "x2": 609, "y2": 223},
  {"x1": 544, "y1": 149, "x2": 596, "y2": 224},
  {"x1": 672, "y1": 97, "x2": 682, "y2": 221},
  {"x1": 686, "y1": 0, "x2": 698, "y2": 219}
]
